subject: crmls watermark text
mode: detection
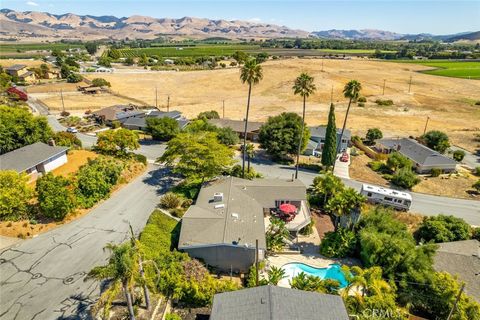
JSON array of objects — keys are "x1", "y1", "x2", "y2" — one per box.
[{"x1": 350, "y1": 308, "x2": 402, "y2": 319}]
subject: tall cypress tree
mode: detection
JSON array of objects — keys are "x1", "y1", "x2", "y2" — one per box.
[{"x1": 322, "y1": 103, "x2": 337, "y2": 168}]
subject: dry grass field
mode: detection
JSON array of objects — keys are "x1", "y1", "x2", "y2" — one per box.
[
  {"x1": 29, "y1": 58, "x2": 480, "y2": 151},
  {"x1": 0, "y1": 59, "x2": 45, "y2": 68}
]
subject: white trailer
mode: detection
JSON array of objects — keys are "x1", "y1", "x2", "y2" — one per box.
[{"x1": 360, "y1": 184, "x2": 412, "y2": 211}]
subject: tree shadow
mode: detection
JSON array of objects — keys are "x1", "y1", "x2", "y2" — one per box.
[
  {"x1": 142, "y1": 166, "x2": 182, "y2": 196},
  {"x1": 56, "y1": 293, "x2": 95, "y2": 320}
]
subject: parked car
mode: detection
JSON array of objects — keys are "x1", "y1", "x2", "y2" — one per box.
[
  {"x1": 66, "y1": 127, "x2": 78, "y2": 133},
  {"x1": 340, "y1": 152, "x2": 349, "y2": 162}
]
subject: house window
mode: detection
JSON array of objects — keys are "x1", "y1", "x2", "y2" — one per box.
[
  {"x1": 367, "y1": 192, "x2": 372, "y2": 197},
  {"x1": 385, "y1": 197, "x2": 393, "y2": 202}
]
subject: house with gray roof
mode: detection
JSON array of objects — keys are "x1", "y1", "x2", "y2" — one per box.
[
  {"x1": 93, "y1": 105, "x2": 145, "y2": 125},
  {"x1": 210, "y1": 285, "x2": 349, "y2": 320},
  {"x1": 178, "y1": 177, "x2": 311, "y2": 272},
  {"x1": 0, "y1": 142, "x2": 68, "y2": 179},
  {"x1": 122, "y1": 110, "x2": 189, "y2": 131},
  {"x1": 434, "y1": 240, "x2": 480, "y2": 302},
  {"x1": 208, "y1": 118, "x2": 263, "y2": 141},
  {"x1": 305, "y1": 126, "x2": 351, "y2": 156},
  {"x1": 376, "y1": 138, "x2": 457, "y2": 174}
]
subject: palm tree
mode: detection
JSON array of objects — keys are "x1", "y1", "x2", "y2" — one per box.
[
  {"x1": 240, "y1": 58, "x2": 263, "y2": 178},
  {"x1": 245, "y1": 143, "x2": 255, "y2": 172},
  {"x1": 293, "y1": 73, "x2": 316, "y2": 179},
  {"x1": 88, "y1": 243, "x2": 138, "y2": 320},
  {"x1": 289, "y1": 272, "x2": 324, "y2": 292},
  {"x1": 129, "y1": 225, "x2": 150, "y2": 310},
  {"x1": 267, "y1": 266, "x2": 287, "y2": 285},
  {"x1": 332, "y1": 80, "x2": 362, "y2": 172}
]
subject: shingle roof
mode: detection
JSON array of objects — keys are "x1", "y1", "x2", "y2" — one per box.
[
  {"x1": 148, "y1": 110, "x2": 182, "y2": 119},
  {"x1": 93, "y1": 105, "x2": 145, "y2": 122},
  {"x1": 208, "y1": 118, "x2": 263, "y2": 133},
  {"x1": 5, "y1": 64, "x2": 27, "y2": 71},
  {"x1": 378, "y1": 138, "x2": 457, "y2": 167},
  {"x1": 122, "y1": 111, "x2": 189, "y2": 129},
  {"x1": 178, "y1": 177, "x2": 307, "y2": 250},
  {"x1": 0, "y1": 142, "x2": 69, "y2": 173},
  {"x1": 210, "y1": 285, "x2": 350, "y2": 320},
  {"x1": 434, "y1": 240, "x2": 480, "y2": 302},
  {"x1": 309, "y1": 126, "x2": 351, "y2": 139}
]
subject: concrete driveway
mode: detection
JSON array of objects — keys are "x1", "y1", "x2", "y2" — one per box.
[
  {"x1": 450, "y1": 145, "x2": 480, "y2": 169},
  {"x1": 0, "y1": 165, "x2": 175, "y2": 320}
]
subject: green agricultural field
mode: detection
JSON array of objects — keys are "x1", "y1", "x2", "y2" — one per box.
[
  {"x1": 0, "y1": 43, "x2": 84, "y2": 53},
  {"x1": 116, "y1": 45, "x2": 259, "y2": 58},
  {"x1": 397, "y1": 60, "x2": 480, "y2": 79},
  {"x1": 316, "y1": 48, "x2": 396, "y2": 54}
]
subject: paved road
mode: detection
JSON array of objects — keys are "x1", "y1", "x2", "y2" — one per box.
[
  {"x1": 247, "y1": 157, "x2": 480, "y2": 226},
  {"x1": 0, "y1": 165, "x2": 174, "y2": 320}
]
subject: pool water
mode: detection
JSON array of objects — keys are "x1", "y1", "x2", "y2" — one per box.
[{"x1": 281, "y1": 263, "x2": 349, "y2": 288}]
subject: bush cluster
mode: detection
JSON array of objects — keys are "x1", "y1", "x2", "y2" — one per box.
[
  {"x1": 320, "y1": 228, "x2": 357, "y2": 258},
  {"x1": 374, "y1": 99, "x2": 394, "y2": 106}
]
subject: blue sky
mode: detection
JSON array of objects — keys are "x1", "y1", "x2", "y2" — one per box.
[{"x1": 3, "y1": 0, "x2": 480, "y2": 34}]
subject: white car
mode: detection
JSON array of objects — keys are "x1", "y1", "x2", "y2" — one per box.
[{"x1": 66, "y1": 127, "x2": 78, "y2": 133}]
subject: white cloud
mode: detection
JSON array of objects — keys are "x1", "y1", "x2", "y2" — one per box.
[{"x1": 26, "y1": 1, "x2": 39, "y2": 6}]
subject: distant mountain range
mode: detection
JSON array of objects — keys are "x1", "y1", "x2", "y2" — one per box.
[
  {"x1": 0, "y1": 9, "x2": 478, "y2": 42},
  {"x1": 311, "y1": 29, "x2": 480, "y2": 42},
  {"x1": 0, "y1": 9, "x2": 308, "y2": 40}
]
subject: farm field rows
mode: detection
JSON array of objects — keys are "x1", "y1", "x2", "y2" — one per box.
[
  {"x1": 0, "y1": 42, "x2": 84, "y2": 53},
  {"x1": 115, "y1": 45, "x2": 259, "y2": 58}
]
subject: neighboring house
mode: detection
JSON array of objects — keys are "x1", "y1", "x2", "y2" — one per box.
[
  {"x1": 122, "y1": 110, "x2": 189, "y2": 131},
  {"x1": 6, "y1": 86, "x2": 28, "y2": 101},
  {"x1": 45, "y1": 70, "x2": 61, "y2": 79},
  {"x1": 433, "y1": 240, "x2": 480, "y2": 302},
  {"x1": 210, "y1": 285, "x2": 350, "y2": 320},
  {"x1": 208, "y1": 118, "x2": 263, "y2": 141},
  {"x1": 95, "y1": 67, "x2": 114, "y2": 73},
  {"x1": 5, "y1": 64, "x2": 37, "y2": 84},
  {"x1": 376, "y1": 138, "x2": 457, "y2": 174},
  {"x1": 0, "y1": 142, "x2": 68, "y2": 180},
  {"x1": 178, "y1": 177, "x2": 311, "y2": 272},
  {"x1": 305, "y1": 126, "x2": 351, "y2": 156},
  {"x1": 92, "y1": 105, "x2": 145, "y2": 125}
]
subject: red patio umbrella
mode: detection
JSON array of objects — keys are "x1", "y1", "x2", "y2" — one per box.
[{"x1": 279, "y1": 203, "x2": 296, "y2": 214}]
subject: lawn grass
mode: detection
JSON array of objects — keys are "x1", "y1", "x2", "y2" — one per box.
[
  {"x1": 139, "y1": 210, "x2": 180, "y2": 259},
  {"x1": 394, "y1": 60, "x2": 480, "y2": 79}
]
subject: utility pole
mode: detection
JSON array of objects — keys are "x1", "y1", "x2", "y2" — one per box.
[
  {"x1": 408, "y1": 75, "x2": 412, "y2": 93},
  {"x1": 255, "y1": 239, "x2": 259, "y2": 287},
  {"x1": 382, "y1": 79, "x2": 386, "y2": 95},
  {"x1": 155, "y1": 87, "x2": 158, "y2": 109},
  {"x1": 222, "y1": 100, "x2": 225, "y2": 119},
  {"x1": 423, "y1": 116, "x2": 430, "y2": 135},
  {"x1": 60, "y1": 89, "x2": 65, "y2": 112},
  {"x1": 167, "y1": 95, "x2": 170, "y2": 112},
  {"x1": 447, "y1": 284, "x2": 465, "y2": 320}
]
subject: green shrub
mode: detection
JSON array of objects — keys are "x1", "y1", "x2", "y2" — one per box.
[
  {"x1": 473, "y1": 180, "x2": 480, "y2": 192},
  {"x1": 475, "y1": 101, "x2": 480, "y2": 106},
  {"x1": 374, "y1": 99, "x2": 394, "y2": 106},
  {"x1": 165, "y1": 314, "x2": 181, "y2": 320},
  {"x1": 391, "y1": 168, "x2": 420, "y2": 189},
  {"x1": 474, "y1": 167, "x2": 480, "y2": 176},
  {"x1": 159, "y1": 192, "x2": 182, "y2": 209},
  {"x1": 300, "y1": 220, "x2": 314, "y2": 236},
  {"x1": 298, "y1": 162, "x2": 323, "y2": 172},
  {"x1": 229, "y1": 164, "x2": 262, "y2": 180},
  {"x1": 358, "y1": 96, "x2": 367, "y2": 103},
  {"x1": 430, "y1": 168, "x2": 442, "y2": 177},
  {"x1": 170, "y1": 208, "x2": 185, "y2": 218},
  {"x1": 358, "y1": 102, "x2": 365, "y2": 108},
  {"x1": 452, "y1": 150, "x2": 466, "y2": 162},
  {"x1": 53, "y1": 132, "x2": 82, "y2": 149},
  {"x1": 320, "y1": 228, "x2": 357, "y2": 258},
  {"x1": 181, "y1": 198, "x2": 193, "y2": 208},
  {"x1": 368, "y1": 161, "x2": 387, "y2": 173},
  {"x1": 0, "y1": 171, "x2": 33, "y2": 220},
  {"x1": 472, "y1": 227, "x2": 480, "y2": 241},
  {"x1": 171, "y1": 180, "x2": 202, "y2": 200},
  {"x1": 134, "y1": 154, "x2": 147, "y2": 165},
  {"x1": 416, "y1": 215, "x2": 472, "y2": 243},
  {"x1": 36, "y1": 173, "x2": 76, "y2": 220}
]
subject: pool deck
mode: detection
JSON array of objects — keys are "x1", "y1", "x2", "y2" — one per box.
[{"x1": 265, "y1": 226, "x2": 361, "y2": 288}]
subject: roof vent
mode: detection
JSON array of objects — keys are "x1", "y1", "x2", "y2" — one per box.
[
  {"x1": 214, "y1": 204, "x2": 225, "y2": 209},
  {"x1": 261, "y1": 298, "x2": 266, "y2": 304},
  {"x1": 213, "y1": 192, "x2": 223, "y2": 202}
]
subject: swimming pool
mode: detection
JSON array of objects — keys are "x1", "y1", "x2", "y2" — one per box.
[{"x1": 281, "y1": 262, "x2": 349, "y2": 288}]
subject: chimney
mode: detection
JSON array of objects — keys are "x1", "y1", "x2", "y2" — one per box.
[{"x1": 48, "y1": 138, "x2": 56, "y2": 147}]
